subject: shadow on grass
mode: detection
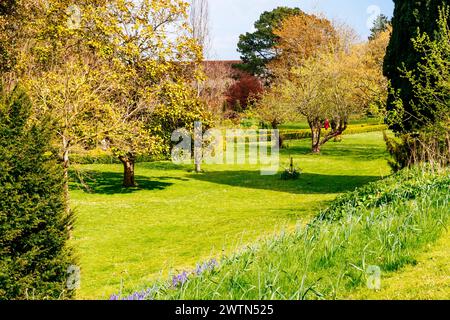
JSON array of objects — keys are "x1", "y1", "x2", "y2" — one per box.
[
  {"x1": 188, "y1": 171, "x2": 382, "y2": 195},
  {"x1": 70, "y1": 171, "x2": 175, "y2": 194}
]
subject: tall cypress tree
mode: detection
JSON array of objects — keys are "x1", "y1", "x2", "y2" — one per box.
[
  {"x1": 0, "y1": 87, "x2": 75, "y2": 299},
  {"x1": 384, "y1": 0, "x2": 447, "y2": 132}
]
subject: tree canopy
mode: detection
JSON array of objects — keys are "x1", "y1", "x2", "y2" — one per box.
[
  {"x1": 369, "y1": 14, "x2": 390, "y2": 40},
  {"x1": 236, "y1": 6, "x2": 302, "y2": 78},
  {"x1": 256, "y1": 14, "x2": 389, "y2": 153},
  {"x1": 1, "y1": 0, "x2": 209, "y2": 188}
]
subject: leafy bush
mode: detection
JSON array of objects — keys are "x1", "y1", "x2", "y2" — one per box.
[
  {"x1": 0, "y1": 87, "x2": 75, "y2": 299},
  {"x1": 280, "y1": 168, "x2": 301, "y2": 180},
  {"x1": 281, "y1": 157, "x2": 301, "y2": 180},
  {"x1": 385, "y1": 6, "x2": 450, "y2": 169}
]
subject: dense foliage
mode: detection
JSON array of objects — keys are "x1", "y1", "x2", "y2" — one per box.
[
  {"x1": 385, "y1": 4, "x2": 450, "y2": 169},
  {"x1": 0, "y1": 87, "x2": 74, "y2": 299},
  {"x1": 384, "y1": 0, "x2": 448, "y2": 132},
  {"x1": 224, "y1": 74, "x2": 264, "y2": 112}
]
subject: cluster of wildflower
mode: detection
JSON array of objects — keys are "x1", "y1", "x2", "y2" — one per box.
[
  {"x1": 171, "y1": 271, "x2": 189, "y2": 288},
  {"x1": 195, "y1": 258, "x2": 218, "y2": 275},
  {"x1": 109, "y1": 286, "x2": 157, "y2": 300},
  {"x1": 109, "y1": 258, "x2": 219, "y2": 299},
  {"x1": 172, "y1": 258, "x2": 218, "y2": 288}
]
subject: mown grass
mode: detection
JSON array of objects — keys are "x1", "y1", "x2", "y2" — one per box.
[
  {"x1": 142, "y1": 167, "x2": 449, "y2": 300},
  {"x1": 70, "y1": 132, "x2": 391, "y2": 299},
  {"x1": 347, "y1": 228, "x2": 450, "y2": 300}
]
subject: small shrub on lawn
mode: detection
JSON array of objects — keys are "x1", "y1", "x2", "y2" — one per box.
[{"x1": 281, "y1": 157, "x2": 301, "y2": 180}]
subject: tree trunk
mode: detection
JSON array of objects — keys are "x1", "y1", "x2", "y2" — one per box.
[
  {"x1": 310, "y1": 121, "x2": 322, "y2": 154},
  {"x1": 63, "y1": 148, "x2": 70, "y2": 204},
  {"x1": 194, "y1": 121, "x2": 202, "y2": 173},
  {"x1": 119, "y1": 156, "x2": 136, "y2": 187},
  {"x1": 312, "y1": 141, "x2": 321, "y2": 153},
  {"x1": 271, "y1": 121, "x2": 283, "y2": 148},
  {"x1": 62, "y1": 137, "x2": 72, "y2": 239}
]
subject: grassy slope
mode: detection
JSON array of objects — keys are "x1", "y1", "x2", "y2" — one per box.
[
  {"x1": 70, "y1": 132, "x2": 391, "y2": 299},
  {"x1": 155, "y1": 168, "x2": 449, "y2": 300}
]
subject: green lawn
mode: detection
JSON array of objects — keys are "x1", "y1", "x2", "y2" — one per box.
[
  {"x1": 347, "y1": 228, "x2": 450, "y2": 300},
  {"x1": 70, "y1": 131, "x2": 391, "y2": 299},
  {"x1": 156, "y1": 167, "x2": 449, "y2": 300}
]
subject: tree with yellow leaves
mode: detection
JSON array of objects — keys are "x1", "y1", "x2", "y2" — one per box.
[
  {"x1": 2, "y1": 0, "x2": 208, "y2": 188},
  {"x1": 259, "y1": 14, "x2": 389, "y2": 153}
]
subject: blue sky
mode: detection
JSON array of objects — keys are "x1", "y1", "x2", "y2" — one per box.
[{"x1": 208, "y1": 0, "x2": 394, "y2": 60}]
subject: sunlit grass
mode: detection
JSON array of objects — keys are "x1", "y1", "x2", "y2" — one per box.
[
  {"x1": 347, "y1": 228, "x2": 450, "y2": 300},
  {"x1": 153, "y1": 167, "x2": 449, "y2": 300},
  {"x1": 70, "y1": 132, "x2": 391, "y2": 299}
]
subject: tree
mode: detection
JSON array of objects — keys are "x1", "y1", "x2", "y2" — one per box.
[
  {"x1": 269, "y1": 19, "x2": 387, "y2": 153},
  {"x1": 0, "y1": 86, "x2": 74, "y2": 299},
  {"x1": 3, "y1": 0, "x2": 207, "y2": 188},
  {"x1": 256, "y1": 84, "x2": 294, "y2": 130},
  {"x1": 0, "y1": 0, "x2": 17, "y2": 74},
  {"x1": 255, "y1": 83, "x2": 296, "y2": 147},
  {"x1": 385, "y1": 5, "x2": 450, "y2": 169},
  {"x1": 236, "y1": 6, "x2": 302, "y2": 78},
  {"x1": 384, "y1": 0, "x2": 447, "y2": 133},
  {"x1": 0, "y1": 0, "x2": 16, "y2": 15},
  {"x1": 87, "y1": 0, "x2": 205, "y2": 186},
  {"x1": 190, "y1": 0, "x2": 211, "y2": 58},
  {"x1": 369, "y1": 14, "x2": 390, "y2": 40},
  {"x1": 270, "y1": 13, "x2": 338, "y2": 79},
  {"x1": 90, "y1": 0, "x2": 209, "y2": 185},
  {"x1": 198, "y1": 60, "x2": 243, "y2": 116},
  {"x1": 1, "y1": 0, "x2": 120, "y2": 194},
  {"x1": 225, "y1": 74, "x2": 264, "y2": 112}
]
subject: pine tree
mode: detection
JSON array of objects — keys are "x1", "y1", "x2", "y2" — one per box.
[
  {"x1": 369, "y1": 14, "x2": 390, "y2": 40},
  {"x1": 383, "y1": 0, "x2": 447, "y2": 132},
  {"x1": 0, "y1": 86, "x2": 75, "y2": 299},
  {"x1": 236, "y1": 6, "x2": 303, "y2": 77}
]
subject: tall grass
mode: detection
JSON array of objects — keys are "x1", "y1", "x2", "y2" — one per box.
[{"x1": 139, "y1": 166, "x2": 449, "y2": 300}]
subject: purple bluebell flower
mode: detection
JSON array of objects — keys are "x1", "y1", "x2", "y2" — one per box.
[
  {"x1": 172, "y1": 271, "x2": 189, "y2": 287},
  {"x1": 109, "y1": 286, "x2": 157, "y2": 300},
  {"x1": 109, "y1": 258, "x2": 219, "y2": 300}
]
